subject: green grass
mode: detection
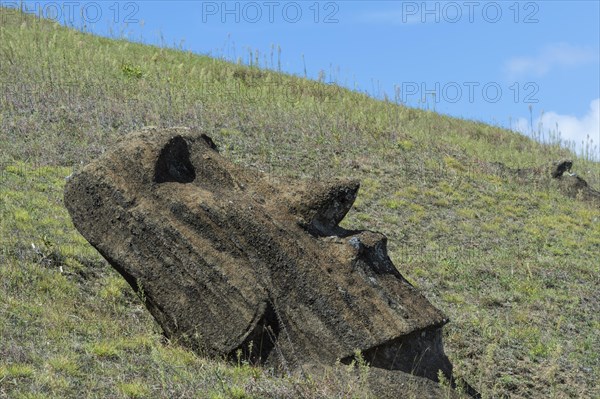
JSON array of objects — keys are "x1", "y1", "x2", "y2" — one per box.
[{"x1": 1, "y1": 8, "x2": 600, "y2": 399}]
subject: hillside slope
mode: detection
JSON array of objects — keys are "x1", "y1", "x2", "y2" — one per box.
[{"x1": 1, "y1": 10, "x2": 599, "y2": 399}]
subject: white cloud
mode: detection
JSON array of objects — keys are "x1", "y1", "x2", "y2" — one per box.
[
  {"x1": 514, "y1": 99, "x2": 600, "y2": 160},
  {"x1": 505, "y1": 42, "x2": 599, "y2": 79}
]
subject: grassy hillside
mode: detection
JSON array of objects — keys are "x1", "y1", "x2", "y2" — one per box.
[{"x1": 1, "y1": 9, "x2": 599, "y2": 398}]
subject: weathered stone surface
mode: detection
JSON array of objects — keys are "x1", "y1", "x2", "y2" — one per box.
[
  {"x1": 550, "y1": 160, "x2": 600, "y2": 205},
  {"x1": 491, "y1": 159, "x2": 600, "y2": 206},
  {"x1": 64, "y1": 127, "x2": 458, "y2": 393},
  {"x1": 550, "y1": 159, "x2": 573, "y2": 178}
]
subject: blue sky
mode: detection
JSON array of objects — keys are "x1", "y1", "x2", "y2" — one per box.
[{"x1": 7, "y1": 1, "x2": 600, "y2": 158}]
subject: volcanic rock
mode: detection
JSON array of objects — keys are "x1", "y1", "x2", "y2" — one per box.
[{"x1": 64, "y1": 127, "x2": 464, "y2": 397}]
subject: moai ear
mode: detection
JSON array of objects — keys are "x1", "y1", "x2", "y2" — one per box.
[{"x1": 154, "y1": 136, "x2": 196, "y2": 183}]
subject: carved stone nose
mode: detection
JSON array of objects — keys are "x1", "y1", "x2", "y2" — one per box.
[{"x1": 289, "y1": 179, "x2": 359, "y2": 236}]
